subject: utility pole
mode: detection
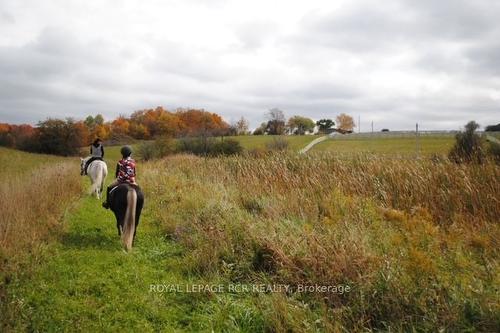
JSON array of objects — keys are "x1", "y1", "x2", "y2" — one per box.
[
  {"x1": 415, "y1": 122, "x2": 419, "y2": 159},
  {"x1": 358, "y1": 115, "x2": 361, "y2": 133},
  {"x1": 371, "y1": 121, "x2": 374, "y2": 134}
]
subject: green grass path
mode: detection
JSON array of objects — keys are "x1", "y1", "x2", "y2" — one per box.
[{"x1": 9, "y1": 194, "x2": 205, "y2": 331}]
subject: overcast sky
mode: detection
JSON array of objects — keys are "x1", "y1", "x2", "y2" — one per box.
[{"x1": 0, "y1": 0, "x2": 499, "y2": 130}]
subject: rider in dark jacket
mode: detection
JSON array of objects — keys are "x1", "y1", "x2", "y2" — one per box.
[{"x1": 82, "y1": 138, "x2": 105, "y2": 175}]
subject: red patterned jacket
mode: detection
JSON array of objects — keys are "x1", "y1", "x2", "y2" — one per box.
[{"x1": 115, "y1": 157, "x2": 136, "y2": 184}]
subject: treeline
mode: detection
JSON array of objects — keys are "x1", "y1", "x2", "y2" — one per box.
[
  {"x1": 0, "y1": 107, "x2": 230, "y2": 156},
  {"x1": 253, "y1": 108, "x2": 355, "y2": 135}
]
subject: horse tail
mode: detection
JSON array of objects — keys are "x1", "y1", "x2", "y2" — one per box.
[
  {"x1": 92, "y1": 164, "x2": 103, "y2": 198},
  {"x1": 122, "y1": 187, "x2": 137, "y2": 251},
  {"x1": 90, "y1": 169, "x2": 101, "y2": 197}
]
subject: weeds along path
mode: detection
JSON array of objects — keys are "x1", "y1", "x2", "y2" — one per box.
[{"x1": 7, "y1": 192, "x2": 203, "y2": 331}]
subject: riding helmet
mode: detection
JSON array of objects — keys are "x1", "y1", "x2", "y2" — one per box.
[{"x1": 121, "y1": 145, "x2": 133, "y2": 157}]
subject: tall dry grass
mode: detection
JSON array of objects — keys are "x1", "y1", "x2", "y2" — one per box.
[
  {"x1": 1, "y1": 159, "x2": 81, "y2": 329},
  {"x1": 0, "y1": 161, "x2": 81, "y2": 264},
  {"x1": 143, "y1": 152, "x2": 499, "y2": 331}
]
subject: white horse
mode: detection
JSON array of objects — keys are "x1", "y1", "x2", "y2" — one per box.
[{"x1": 80, "y1": 157, "x2": 108, "y2": 199}]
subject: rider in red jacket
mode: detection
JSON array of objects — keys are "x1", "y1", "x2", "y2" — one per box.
[{"x1": 102, "y1": 145, "x2": 137, "y2": 209}]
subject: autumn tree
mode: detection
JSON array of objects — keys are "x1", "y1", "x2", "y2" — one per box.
[
  {"x1": 84, "y1": 114, "x2": 110, "y2": 140},
  {"x1": 287, "y1": 116, "x2": 315, "y2": 135},
  {"x1": 35, "y1": 118, "x2": 86, "y2": 156},
  {"x1": 336, "y1": 113, "x2": 355, "y2": 132},
  {"x1": 157, "y1": 111, "x2": 182, "y2": 137},
  {"x1": 0, "y1": 123, "x2": 12, "y2": 146},
  {"x1": 128, "y1": 123, "x2": 149, "y2": 139},
  {"x1": 128, "y1": 107, "x2": 182, "y2": 138},
  {"x1": 265, "y1": 108, "x2": 286, "y2": 135},
  {"x1": 0, "y1": 123, "x2": 35, "y2": 149},
  {"x1": 74, "y1": 121, "x2": 90, "y2": 145},
  {"x1": 91, "y1": 124, "x2": 110, "y2": 140},
  {"x1": 111, "y1": 116, "x2": 130, "y2": 136},
  {"x1": 176, "y1": 108, "x2": 229, "y2": 137}
]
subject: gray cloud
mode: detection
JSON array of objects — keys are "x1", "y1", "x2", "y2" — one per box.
[{"x1": 0, "y1": 0, "x2": 498, "y2": 131}]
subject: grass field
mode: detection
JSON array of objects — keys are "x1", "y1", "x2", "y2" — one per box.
[
  {"x1": 100, "y1": 133, "x2": 458, "y2": 157},
  {"x1": 208, "y1": 134, "x2": 456, "y2": 156},
  {"x1": 1, "y1": 143, "x2": 499, "y2": 331},
  {"x1": 224, "y1": 135, "x2": 319, "y2": 151},
  {"x1": 0, "y1": 147, "x2": 69, "y2": 180},
  {"x1": 312, "y1": 135, "x2": 455, "y2": 156}
]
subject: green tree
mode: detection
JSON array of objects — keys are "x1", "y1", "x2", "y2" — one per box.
[
  {"x1": 84, "y1": 115, "x2": 95, "y2": 129},
  {"x1": 253, "y1": 122, "x2": 267, "y2": 135},
  {"x1": 94, "y1": 114, "x2": 104, "y2": 126},
  {"x1": 287, "y1": 116, "x2": 315, "y2": 135},
  {"x1": 316, "y1": 119, "x2": 335, "y2": 133}
]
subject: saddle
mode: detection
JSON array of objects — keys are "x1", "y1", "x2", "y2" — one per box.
[
  {"x1": 84, "y1": 157, "x2": 104, "y2": 175},
  {"x1": 108, "y1": 183, "x2": 140, "y2": 204},
  {"x1": 109, "y1": 183, "x2": 139, "y2": 194}
]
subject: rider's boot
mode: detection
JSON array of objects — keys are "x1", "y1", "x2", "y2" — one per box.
[{"x1": 102, "y1": 186, "x2": 111, "y2": 209}]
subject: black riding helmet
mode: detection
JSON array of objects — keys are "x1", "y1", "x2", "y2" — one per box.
[{"x1": 120, "y1": 145, "x2": 133, "y2": 158}]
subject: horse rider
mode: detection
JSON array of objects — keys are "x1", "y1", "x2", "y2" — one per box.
[
  {"x1": 82, "y1": 138, "x2": 105, "y2": 175},
  {"x1": 102, "y1": 145, "x2": 137, "y2": 209}
]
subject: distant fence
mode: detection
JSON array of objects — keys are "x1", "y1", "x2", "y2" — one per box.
[
  {"x1": 299, "y1": 131, "x2": 500, "y2": 157},
  {"x1": 328, "y1": 130, "x2": 500, "y2": 140},
  {"x1": 328, "y1": 130, "x2": 459, "y2": 140}
]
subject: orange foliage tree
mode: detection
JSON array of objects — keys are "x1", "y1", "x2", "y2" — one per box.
[
  {"x1": 0, "y1": 123, "x2": 35, "y2": 148},
  {"x1": 176, "y1": 108, "x2": 229, "y2": 137},
  {"x1": 111, "y1": 116, "x2": 130, "y2": 136},
  {"x1": 91, "y1": 124, "x2": 111, "y2": 141},
  {"x1": 336, "y1": 113, "x2": 356, "y2": 132},
  {"x1": 1, "y1": 106, "x2": 230, "y2": 154}
]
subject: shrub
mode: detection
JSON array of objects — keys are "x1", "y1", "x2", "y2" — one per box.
[
  {"x1": 178, "y1": 137, "x2": 243, "y2": 156},
  {"x1": 137, "y1": 136, "x2": 177, "y2": 161},
  {"x1": 449, "y1": 121, "x2": 485, "y2": 163},
  {"x1": 104, "y1": 132, "x2": 135, "y2": 146},
  {"x1": 253, "y1": 128, "x2": 264, "y2": 135},
  {"x1": 210, "y1": 139, "x2": 243, "y2": 156},
  {"x1": 487, "y1": 140, "x2": 500, "y2": 162},
  {"x1": 265, "y1": 137, "x2": 289, "y2": 151},
  {"x1": 177, "y1": 137, "x2": 208, "y2": 155}
]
